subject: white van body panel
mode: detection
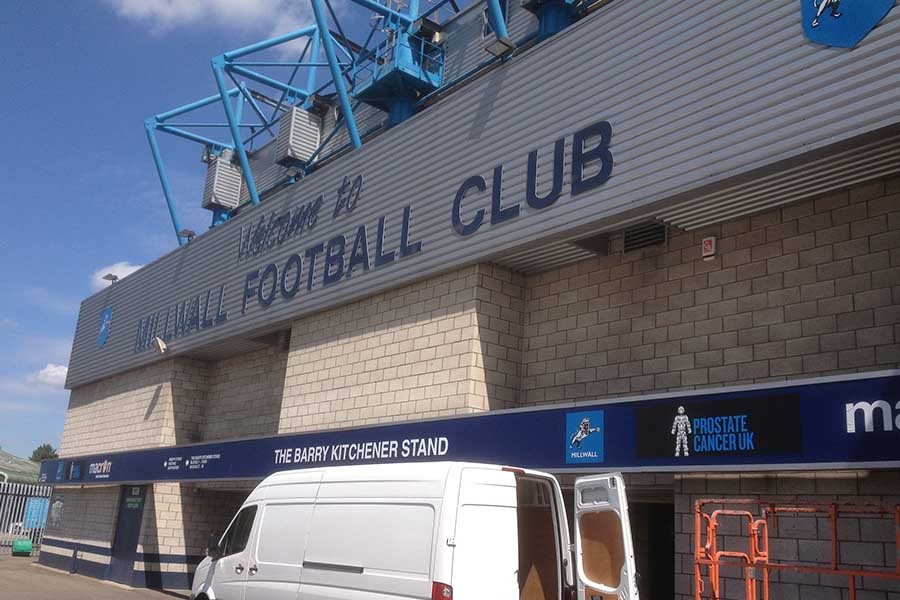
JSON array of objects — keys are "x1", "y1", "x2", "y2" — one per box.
[
  {"x1": 192, "y1": 462, "x2": 635, "y2": 600},
  {"x1": 451, "y1": 467, "x2": 520, "y2": 599}
]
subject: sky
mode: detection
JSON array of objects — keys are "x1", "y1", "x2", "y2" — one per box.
[{"x1": 0, "y1": 0, "x2": 403, "y2": 458}]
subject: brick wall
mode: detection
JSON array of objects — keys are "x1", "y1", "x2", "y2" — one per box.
[
  {"x1": 675, "y1": 471, "x2": 900, "y2": 600},
  {"x1": 202, "y1": 347, "x2": 288, "y2": 441},
  {"x1": 278, "y1": 264, "x2": 524, "y2": 433},
  {"x1": 60, "y1": 359, "x2": 208, "y2": 456},
  {"x1": 138, "y1": 483, "x2": 244, "y2": 560},
  {"x1": 520, "y1": 177, "x2": 900, "y2": 405},
  {"x1": 43, "y1": 485, "x2": 119, "y2": 547}
]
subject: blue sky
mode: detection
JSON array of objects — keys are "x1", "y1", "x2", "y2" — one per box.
[{"x1": 0, "y1": 0, "x2": 384, "y2": 457}]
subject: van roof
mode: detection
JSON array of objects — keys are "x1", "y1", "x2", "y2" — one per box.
[{"x1": 257, "y1": 461, "x2": 503, "y2": 488}]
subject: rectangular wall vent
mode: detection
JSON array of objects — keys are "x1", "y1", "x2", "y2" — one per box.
[
  {"x1": 201, "y1": 150, "x2": 243, "y2": 210},
  {"x1": 623, "y1": 222, "x2": 666, "y2": 253},
  {"x1": 274, "y1": 106, "x2": 323, "y2": 166}
]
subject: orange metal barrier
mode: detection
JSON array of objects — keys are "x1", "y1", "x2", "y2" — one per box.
[{"x1": 694, "y1": 499, "x2": 900, "y2": 600}]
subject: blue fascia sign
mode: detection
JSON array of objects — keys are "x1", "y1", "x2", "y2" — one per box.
[{"x1": 40, "y1": 372, "x2": 900, "y2": 485}]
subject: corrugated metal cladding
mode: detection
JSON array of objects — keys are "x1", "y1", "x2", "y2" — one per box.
[
  {"x1": 440, "y1": 0, "x2": 538, "y2": 80},
  {"x1": 66, "y1": 0, "x2": 900, "y2": 388}
]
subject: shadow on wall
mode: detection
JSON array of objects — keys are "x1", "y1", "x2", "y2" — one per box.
[
  {"x1": 282, "y1": 265, "x2": 526, "y2": 430},
  {"x1": 201, "y1": 346, "x2": 290, "y2": 442},
  {"x1": 61, "y1": 359, "x2": 209, "y2": 455},
  {"x1": 138, "y1": 483, "x2": 248, "y2": 591}
]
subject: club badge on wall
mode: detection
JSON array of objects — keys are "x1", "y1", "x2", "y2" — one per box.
[
  {"x1": 802, "y1": 0, "x2": 895, "y2": 48},
  {"x1": 97, "y1": 307, "x2": 113, "y2": 348}
]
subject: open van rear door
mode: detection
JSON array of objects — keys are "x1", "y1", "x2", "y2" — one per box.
[{"x1": 573, "y1": 474, "x2": 639, "y2": 600}]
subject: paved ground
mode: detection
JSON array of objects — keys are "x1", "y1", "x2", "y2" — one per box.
[{"x1": 0, "y1": 555, "x2": 188, "y2": 599}]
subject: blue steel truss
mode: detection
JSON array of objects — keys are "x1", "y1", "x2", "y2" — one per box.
[{"x1": 147, "y1": 0, "x2": 515, "y2": 247}]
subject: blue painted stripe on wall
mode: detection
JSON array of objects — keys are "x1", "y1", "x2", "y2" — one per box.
[
  {"x1": 40, "y1": 538, "x2": 203, "y2": 566},
  {"x1": 38, "y1": 551, "x2": 108, "y2": 580},
  {"x1": 133, "y1": 569, "x2": 193, "y2": 591},
  {"x1": 41, "y1": 537, "x2": 111, "y2": 556},
  {"x1": 40, "y1": 551, "x2": 195, "y2": 591},
  {"x1": 137, "y1": 552, "x2": 205, "y2": 565}
]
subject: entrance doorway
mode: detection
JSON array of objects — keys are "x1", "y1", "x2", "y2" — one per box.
[
  {"x1": 107, "y1": 485, "x2": 147, "y2": 585},
  {"x1": 629, "y1": 502, "x2": 674, "y2": 599}
]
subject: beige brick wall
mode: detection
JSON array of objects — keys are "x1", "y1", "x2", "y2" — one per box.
[
  {"x1": 202, "y1": 347, "x2": 288, "y2": 441},
  {"x1": 521, "y1": 177, "x2": 900, "y2": 405},
  {"x1": 60, "y1": 358, "x2": 208, "y2": 456},
  {"x1": 278, "y1": 264, "x2": 523, "y2": 433},
  {"x1": 44, "y1": 486, "x2": 119, "y2": 546},
  {"x1": 138, "y1": 483, "x2": 244, "y2": 558}
]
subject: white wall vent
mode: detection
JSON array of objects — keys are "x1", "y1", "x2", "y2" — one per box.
[
  {"x1": 274, "y1": 106, "x2": 323, "y2": 166},
  {"x1": 201, "y1": 150, "x2": 243, "y2": 210}
]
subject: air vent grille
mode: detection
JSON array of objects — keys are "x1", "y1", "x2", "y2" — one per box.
[{"x1": 623, "y1": 222, "x2": 666, "y2": 253}]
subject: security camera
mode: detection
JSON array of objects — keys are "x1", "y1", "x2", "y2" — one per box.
[{"x1": 152, "y1": 336, "x2": 168, "y2": 354}]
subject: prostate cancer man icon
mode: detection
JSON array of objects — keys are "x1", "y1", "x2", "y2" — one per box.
[
  {"x1": 570, "y1": 416, "x2": 601, "y2": 448},
  {"x1": 671, "y1": 406, "x2": 692, "y2": 457}
]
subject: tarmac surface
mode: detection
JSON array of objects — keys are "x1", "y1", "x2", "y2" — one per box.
[{"x1": 0, "y1": 555, "x2": 188, "y2": 599}]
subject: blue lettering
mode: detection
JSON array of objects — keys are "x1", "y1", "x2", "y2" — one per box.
[
  {"x1": 280, "y1": 255, "x2": 302, "y2": 298},
  {"x1": 323, "y1": 235, "x2": 346, "y2": 285},
  {"x1": 490, "y1": 165, "x2": 519, "y2": 225},
  {"x1": 348, "y1": 225, "x2": 370, "y2": 276},
  {"x1": 202, "y1": 290, "x2": 213, "y2": 327},
  {"x1": 258, "y1": 263, "x2": 278, "y2": 307},
  {"x1": 452, "y1": 175, "x2": 486, "y2": 236},
  {"x1": 305, "y1": 243, "x2": 324, "y2": 291},
  {"x1": 242, "y1": 271, "x2": 259, "y2": 315},
  {"x1": 571, "y1": 120, "x2": 613, "y2": 196},
  {"x1": 400, "y1": 205, "x2": 422, "y2": 257},
  {"x1": 526, "y1": 137, "x2": 565, "y2": 210},
  {"x1": 215, "y1": 285, "x2": 228, "y2": 323},
  {"x1": 374, "y1": 216, "x2": 395, "y2": 267}
]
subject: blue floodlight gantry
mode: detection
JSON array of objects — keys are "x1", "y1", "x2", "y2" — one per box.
[{"x1": 146, "y1": 0, "x2": 520, "y2": 247}]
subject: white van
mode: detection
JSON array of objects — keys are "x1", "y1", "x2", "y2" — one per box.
[{"x1": 190, "y1": 462, "x2": 639, "y2": 600}]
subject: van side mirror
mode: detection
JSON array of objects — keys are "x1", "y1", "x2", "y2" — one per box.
[{"x1": 207, "y1": 533, "x2": 221, "y2": 560}]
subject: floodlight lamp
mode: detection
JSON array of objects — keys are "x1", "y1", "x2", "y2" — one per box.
[
  {"x1": 153, "y1": 336, "x2": 168, "y2": 354},
  {"x1": 178, "y1": 229, "x2": 197, "y2": 242},
  {"x1": 102, "y1": 273, "x2": 119, "y2": 284},
  {"x1": 484, "y1": 36, "x2": 516, "y2": 58}
]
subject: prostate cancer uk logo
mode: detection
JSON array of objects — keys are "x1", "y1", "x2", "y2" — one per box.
[
  {"x1": 636, "y1": 395, "x2": 803, "y2": 461},
  {"x1": 801, "y1": 0, "x2": 895, "y2": 48},
  {"x1": 566, "y1": 411, "x2": 605, "y2": 464}
]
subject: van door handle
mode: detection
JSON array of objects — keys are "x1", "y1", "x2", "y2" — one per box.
[
  {"x1": 235, "y1": 564, "x2": 244, "y2": 574},
  {"x1": 249, "y1": 565, "x2": 258, "y2": 576}
]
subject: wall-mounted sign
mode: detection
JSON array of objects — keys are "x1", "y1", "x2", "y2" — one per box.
[
  {"x1": 97, "y1": 307, "x2": 113, "y2": 348},
  {"x1": 802, "y1": 0, "x2": 895, "y2": 48},
  {"x1": 39, "y1": 373, "x2": 900, "y2": 484},
  {"x1": 635, "y1": 395, "x2": 802, "y2": 459}
]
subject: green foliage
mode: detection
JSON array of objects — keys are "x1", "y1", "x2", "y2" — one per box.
[{"x1": 30, "y1": 443, "x2": 58, "y2": 462}]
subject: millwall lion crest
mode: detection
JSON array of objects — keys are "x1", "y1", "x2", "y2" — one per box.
[{"x1": 802, "y1": 0, "x2": 895, "y2": 48}]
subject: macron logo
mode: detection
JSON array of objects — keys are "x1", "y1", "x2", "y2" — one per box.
[{"x1": 845, "y1": 401, "x2": 900, "y2": 434}]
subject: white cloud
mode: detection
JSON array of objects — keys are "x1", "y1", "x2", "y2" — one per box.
[
  {"x1": 103, "y1": 0, "x2": 315, "y2": 36},
  {"x1": 26, "y1": 364, "x2": 69, "y2": 389},
  {"x1": 0, "y1": 364, "x2": 69, "y2": 397},
  {"x1": 90, "y1": 261, "x2": 144, "y2": 292}
]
